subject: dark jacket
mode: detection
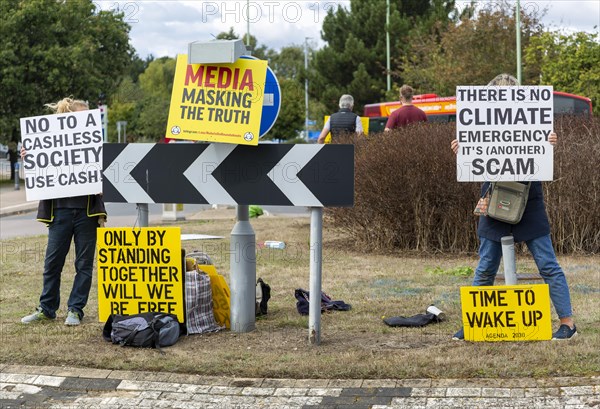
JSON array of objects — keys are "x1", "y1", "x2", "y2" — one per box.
[
  {"x1": 37, "y1": 195, "x2": 107, "y2": 224},
  {"x1": 329, "y1": 108, "x2": 358, "y2": 137},
  {"x1": 477, "y1": 181, "x2": 550, "y2": 242}
]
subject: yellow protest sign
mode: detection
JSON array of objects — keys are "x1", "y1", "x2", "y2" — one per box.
[
  {"x1": 97, "y1": 227, "x2": 184, "y2": 323},
  {"x1": 460, "y1": 284, "x2": 552, "y2": 341},
  {"x1": 166, "y1": 54, "x2": 267, "y2": 145},
  {"x1": 323, "y1": 115, "x2": 369, "y2": 143}
]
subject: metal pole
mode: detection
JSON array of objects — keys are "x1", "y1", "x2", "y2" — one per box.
[
  {"x1": 137, "y1": 169, "x2": 149, "y2": 227},
  {"x1": 246, "y1": 0, "x2": 250, "y2": 47},
  {"x1": 137, "y1": 203, "x2": 149, "y2": 227},
  {"x1": 117, "y1": 123, "x2": 121, "y2": 144},
  {"x1": 501, "y1": 236, "x2": 518, "y2": 285},
  {"x1": 309, "y1": 207, "x2": 323, "y2": 345},
  {"x1": 386, "y1": 0, "x2": 391, "y2": 92},
  {"x1": 230, "y1": 205, "x2": 256, "y2": 333},
  {"x1": 516, "y1": 0, "x2": 522, "y2": 84},
  {"x1": 304, "y1": 37, "x2": 310, "y2": 140}
]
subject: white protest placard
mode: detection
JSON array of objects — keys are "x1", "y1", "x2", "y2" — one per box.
[
  {"x1": 456, "y1": 86, "x2": 554, "y2": 182},
  {"x1": 20, "y1": 109, "x2": 103, "y2": 201}
]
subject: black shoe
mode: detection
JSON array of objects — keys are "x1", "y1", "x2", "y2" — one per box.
[
  {"x1": 452, "y1": 328, "x2": 464, "y2": 340},
  {"x1": 552, "y1": 324, "x2": 577, "y2": 340}
]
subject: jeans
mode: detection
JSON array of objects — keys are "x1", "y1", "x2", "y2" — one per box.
[
  {"x1": 473, "y1": 234, "x2": 573, "y2": 319},
  {"x1": 39, "y1": 208, "x2": 98, "y2": 319}
]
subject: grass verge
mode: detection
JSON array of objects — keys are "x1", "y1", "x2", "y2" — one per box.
[{"x1": 1, "y1": 213, "x2": 598, "y2": 379}]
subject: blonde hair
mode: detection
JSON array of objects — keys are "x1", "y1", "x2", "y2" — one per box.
[
  {"x1": 400, "y1": 85, "x2": 414, "y2": 101},
  {"x1": 45, "y1": 97, "x2": 88, "y2": 113},
  {"x1": 487, "y1": 73, "x2": 519, "y2": 86}
]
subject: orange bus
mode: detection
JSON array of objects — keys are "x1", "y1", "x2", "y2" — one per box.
[{"x1": 363, "y1": 91, "x2": 593, "y2": 133}]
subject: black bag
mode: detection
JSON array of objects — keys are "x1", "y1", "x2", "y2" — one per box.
[
  {"x1": 255, "y1": 278, "x2": 271, "y2": 316},
  {"x1": 103, "y1": 312, "x2": 182, "y2": 350}
]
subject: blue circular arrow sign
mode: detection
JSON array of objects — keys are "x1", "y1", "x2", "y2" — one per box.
[{"x1": 241, "y1": 55, "x2": 281, "y2": 138}]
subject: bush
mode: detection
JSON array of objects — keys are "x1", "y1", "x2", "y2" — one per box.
[{"x1": 327, "y1": 116, "x2": 600, "y2": 254}]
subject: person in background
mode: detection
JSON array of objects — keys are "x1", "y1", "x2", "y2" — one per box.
[
  {"x1": 21, "y1": 97, "x2": 107, "y2": 326},
  {"x1": 317, "y1": 94, "x2": 363, "y2": 144},
  {"x1": 450, "y1": 73, "x2": 577, "y2": 340},
  {"x1": 384, "y1": 84, "x2": 427, "y2": 130},
  {"x1": 7, "y1": 141, "x2": 19, "y2": 181}
]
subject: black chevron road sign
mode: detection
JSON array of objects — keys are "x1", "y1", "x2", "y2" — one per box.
[{"x1": 102, "y1": 143, "x2": 354, "y2": 207}]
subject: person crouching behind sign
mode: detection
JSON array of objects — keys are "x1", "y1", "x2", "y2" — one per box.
[
  {"x1": 21, "y1": 97, "x2": 107, "y2": 327},
  {"x1": 450, "y1": 74, "x2": 577, "y2": 341}
]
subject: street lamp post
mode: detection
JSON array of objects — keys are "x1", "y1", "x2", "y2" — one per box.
[
  {"x1": 516, "y1": 0, "x2": 522, "y2": 84},
  {"x1": 386, "y1": 0, "x2": 391, "y2": 92},
  {"x1": 246, "y1": 0, "x2": 250, "y2": 47},
  {"x1": 304, "y1": 37, "x2": 311, "y2": 140}
]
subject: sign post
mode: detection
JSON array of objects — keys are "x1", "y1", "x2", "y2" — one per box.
[
  {"x1": 102, "y1": 142, "x2": 355, "y2": 342},
  {"x1": 164, "y1": 40, "x2": 274, "y2": 334},
  {"x1": 309, "y1": 208, "x2": 323, "y2": 345}
]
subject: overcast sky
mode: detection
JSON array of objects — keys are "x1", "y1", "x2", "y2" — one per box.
[{"x1": 93, "y1": 1, "x2": 599, "y2": 59}]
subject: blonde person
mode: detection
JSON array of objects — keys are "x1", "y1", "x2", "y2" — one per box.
[
  {"x1": 21, "y1": 97, "x2": 107, "y2": 326},
  {"x1": 450, "y1": 74, "x2": 576, "y2": 340}
]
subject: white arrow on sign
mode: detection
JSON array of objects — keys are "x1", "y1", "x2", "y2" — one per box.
[
  {"x1": 183, "y1": 143, "x2": 237, "y2": 205},
  {"x1": 104, "y1": 144, "x2": 154, "y2": 203},
  {"x1": 268, "y1": 145, "x2": 324, "y2": 207}
]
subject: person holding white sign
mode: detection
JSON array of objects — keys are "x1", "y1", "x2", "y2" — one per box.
[
  {"x1": 450, "y1": 74, "x2": 576, "y2": 341},
  {"x1": 21, "y1": 97, "x2": 107, "y2": 327}
]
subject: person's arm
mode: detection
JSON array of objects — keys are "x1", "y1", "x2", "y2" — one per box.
[{"x1": 317, "y1": 118, "x2": 331, "y2": 144}]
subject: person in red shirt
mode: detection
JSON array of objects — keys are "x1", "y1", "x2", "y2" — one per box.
[{"x1": 384, "y1": 85, "x2": 427, "y2": 130}]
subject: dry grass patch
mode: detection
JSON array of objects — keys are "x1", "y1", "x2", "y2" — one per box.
[{"x1": 1, "y1": 214, "x2": 598, "y2": 379}]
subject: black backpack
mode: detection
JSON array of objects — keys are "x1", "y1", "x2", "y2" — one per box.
[{"x1": 103, "y1": 312, "x2": 182, "y2": 350}]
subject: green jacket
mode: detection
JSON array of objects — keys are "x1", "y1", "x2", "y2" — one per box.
[{"x1": 36, "y1": 195, "x2": 107, "y2": 224}]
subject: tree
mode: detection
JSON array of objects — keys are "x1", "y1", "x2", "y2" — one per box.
[
  {"x1": 400, "y1": 1, "x2": 544, "y2": 96},
  {"x1": 216, "y1": 27, "x2": 275, "y2": 61},
  {"x1": 311, "y1": 0, "x2": 456, "y2": 113},
  {"x1": 136, "y1": 57, "x2": 176, "y2": 141},
  {"x1": 264, "y1": 79, "x2": 304, "y2": 141},
  {"x1": 0, "y1": 0, "x2": 134, "y2": 144},
  {"x1": 106, "y1": 77, "x2": 141, "y2": 142},
  {"x1": 525, "y1": 31, "x2": 600, "y2": 112},
  {"x1": 270, "y1": 46, "x2": 305, "y2": 81}
]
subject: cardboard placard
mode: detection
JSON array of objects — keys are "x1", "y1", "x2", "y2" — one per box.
[
  {"x1": 97, "y1": 227, "x2": 184, "y2": 323},
  {"x1": 460, "y1": 284, "x2": 552, "y2": 341}
]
